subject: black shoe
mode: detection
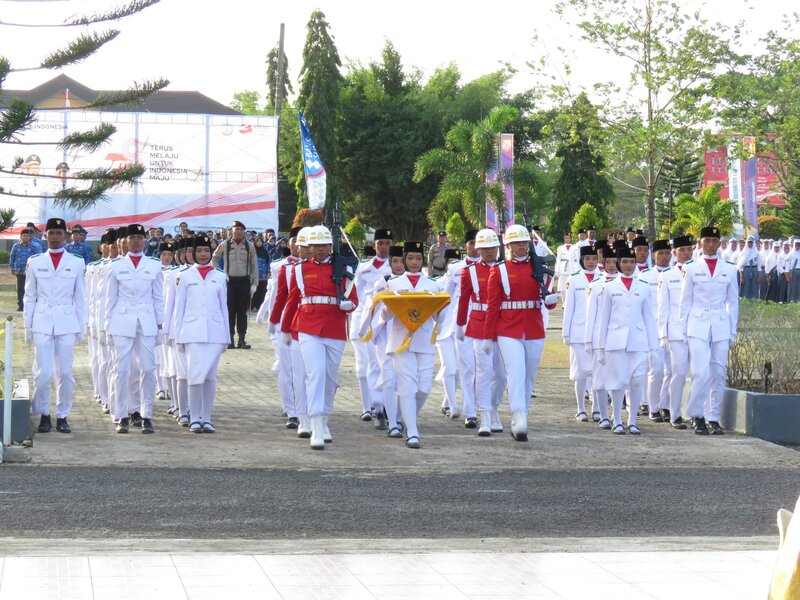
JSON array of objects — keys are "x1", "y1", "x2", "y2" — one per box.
[
  {"x1": 660, "y1": 408, "x2": 671, "y2": 422},
  {"x1": 55, "y1": 417, "x2": 71, "y2": 433},
  {"x1": 465, "y1": 417, "x2": 478, "y2": 429},
  {"x1": 693, "y1": 417, "x2": 710, "y2": 435},
  {"x1": 375, "y1": 410, "x2": 388, "y2": 431},
  {"x1": 227, "y1": 343, "x2": 236, "y2": 350},
  {"x1": 37, "y1": 415, "x2": 52, "y2": 433},
  {"x1": 671, "y1": 417, "x2": 687, "y2": 430},
  {"x1": 360, "y1": 411, "x2": 372, "y2": 422},
  {"x1": 649, "y1": 412, "x2": 663, "y2": 423},
  {"x1": 130, "y1": 411, "x2": 143, "y2": 427},
  {"x1": 141, "y1": 418, "x2": 155, "y2": 434},
  {"x1": 708, "y1": 420, "x2": 724, "y2": 435},
  {"x1": 286, "y1": 417, "x2": 299, "y2": 429},
  {"x1": 116, "y1": 418, "x2": 130, "y2": 433},
  {"x1": 237, "y1": 340, "x2": 251, "y2": 350}
]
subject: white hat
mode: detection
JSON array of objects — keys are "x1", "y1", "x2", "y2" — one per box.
[
  {"x1": 296, "y1": 227, "x2": 312, "y2": 247},
  {"x1": 773, "y1": 241, "x2": 781, "y2": 248},
  {"x1": 474, "y1": 228, "x2": 500, "y2": 249},
  {"x1": 503, "y1": 224, "x2": 530, "y2": 245},
  {"x1": 307, "y1": 225, "x2": 333, "y2": 245}
]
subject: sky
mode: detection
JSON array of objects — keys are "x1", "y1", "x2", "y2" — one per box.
[{"x1": 1, "y1": 0, "x2": 786, "y2": 109}]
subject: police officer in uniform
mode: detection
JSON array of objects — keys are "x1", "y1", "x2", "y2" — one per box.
[
  {"x1": 24, "y1": 217, "x2": 86, "y2": 433},
  {"x1": 10, "y1": 227, "x2": 42, "y2": 311}
]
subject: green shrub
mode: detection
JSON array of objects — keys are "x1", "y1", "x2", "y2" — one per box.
[
  {"x1": 728, "y1": 299, "x2": 800, "y2": 393},
  {"x1": 0, "y1": 250, "x2": 9, "y2": 264}
]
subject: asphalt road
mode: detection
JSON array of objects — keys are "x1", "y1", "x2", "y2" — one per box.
[{"x1": 2, "y1": 466, "x2": 796, "y2": 539}]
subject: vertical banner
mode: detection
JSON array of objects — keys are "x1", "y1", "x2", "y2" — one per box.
[
  {"x1": 742, "y1": 137, "x2": 759, "y2": 233},
  {"x1": 298, "y1": 112, "x2": 326, "y2": 210},
  {"x1": 485, "y1": 133, "x2": 514, "y2": 232},
  {"x1": 726, "y1": 142, "x2": 746, "y2": 229}
]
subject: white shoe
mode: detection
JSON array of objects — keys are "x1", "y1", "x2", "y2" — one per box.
[
  {"x1": 322, "y1": 415, "x2": 332, "y2": 443},
  {"x1": 490, "y1": 410, "x2": 503, "y2": 432},
  {"x1": 511, "y1": 411, "x2": 528, "y2": 441},
  {"x1": 297, "y1": 414, "x2": 311, "y2": 439},
  {"x1": 155, "y1": 390, "x2": 166, "y2": 400},
  {"x1": 310, "y1": 416, "x2": 325, "y2": 450},
  {"x1": 449, "y1": 407, "x2": 460, "y2": 420},
  {"x1": 478, "y1": 411, "x2": 492, "y2": 437}
]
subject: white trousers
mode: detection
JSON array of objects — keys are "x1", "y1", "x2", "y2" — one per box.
[
  {"x1": 667, "y1": 339, "x2": 688, "y2": 420},
  {"x1": 110, "y1": 329, "x2": 156, "y2": 420},
  {"x1": 274, "y1": 334, "x2": 296, "y2": 417},
  {"x1": 687, "y1": 336, "x2": 729, "y2": 421},
  {"x1": 290, "y1": 339, "x2": 309, "y2": 416},
  {"x1": 87, "y1": 334, "x2": 99, "y2": 397},
  {"x1": 435, "y1": 336, "x2": 458, "y2": 412},
  {"x1": 298, "y1": 333, "x2": 344, "y2": 417},
  {"x1": 473, "y1": 339, "x2": 506, "y2": 412},
  {"x1": 97, "y1": 341, "x2": 111, "y2": 405},
  {"x1": 393, "y1": 350, "x2": 435, "y2": 440},
  {"x1": 31, "y1": 332, "x2": 76, "y2": 418},
  {"x1": 496, "y1": 336, "x2": 544, "y2": 414},
  {"x1": 352, "y1": 338, "x2": 380, "y2": 413},
  {"x1": 456, "y1": 335, "x2": 477, "y2": 418},
  {"x1": 375, "y1": 331, "x2": 399, "y2": 429},
  {"x1": 646, "y1": 347, "x2": 667, "y2": 412}
]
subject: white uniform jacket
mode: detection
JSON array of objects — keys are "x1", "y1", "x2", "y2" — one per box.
[
  {"x1": 597, "y1": 277, "x2": 658, "y2": 352},
  {"x1": 256, "y1": 258, "x2": 288, "y2": 323},
  {"x1": 102, "y1": 255, "x2": 164, "y2": 337},
  {"x1": 350, "y1": 257, "x2": 391, "y2": 340},
  {"x1": 384, "y1": 273, "x2": 441, "y2": 355},
  {"x1": 23, "y1": 251, "x2": 86, "y2": 335},
  {"x1": 656, "y1": 264, "x2": 685, "y2": 341},
  {"x1": 161, "y1": 266, "x2": 180, "y2": 340},
  {"x1": 678, "y1": 258, "x2": 739, "y2": 342},
  {"x1": 173, "y1": 265, "x2": 230, "y2": 345},
  {"x1": 583, "y1": 273, "x2": 615, "y2": 348},
  {"x1": 561, "y1": 269, "x2": 597, "y2": 344},
  {"x1": 636, "y1": 266, "x2": 666, "y2": 320}
]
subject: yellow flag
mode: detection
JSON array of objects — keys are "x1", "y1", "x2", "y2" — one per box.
[{"x1": 361, "y1": 290, "x2": 450, "y2": 353}]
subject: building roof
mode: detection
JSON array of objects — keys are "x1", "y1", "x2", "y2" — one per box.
[{"x1": 1, "y1": 74, "x2": 241, "y2": 115}]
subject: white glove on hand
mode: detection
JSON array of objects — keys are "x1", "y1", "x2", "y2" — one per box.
[
  {"x1": 250, "y1": 285, "x2": 257, "y2": 296},
  {"x1": 281, "y1": 332, "x2": 292, "y2": 346},
  {"x1": 584, "y1": 342, "x2": 592, "y2": 353},
  {"x1": 163, "y1": 331, "x2": 170, "y2": 346},
  {"x1": 177, "y1": 343, "x2": 185, "y2": 353},
  {"x1": 98, "y1": 331, "x2": 107, "y2": 346},
  {"x1": 456, "y1": 325, "x2": 465, "y2": 342},
  {"x1": 24, "y1": 328, "x2": 33, "y2": 344},
  {"x1": 480, "y1": 339, "x2": 493, "y2": 355},
  {"x1": 562, "y1": 336, "x2": 570, "y2": 345},
  {"x1": 659, "y1": 337, "x2": 669, "y2": 349},
  {"x1": 545, "y1": 293, "x2": 560, "y2": 305},
  {"x1": 256, "y1": 313, "x2": 265, "y2": 325},
  {"x1": 154, "y1": 333, "x2": 162, "y2": 347},
  {"x1": 339, "y1": 300, "x2": 355, "y2": 312},
  {"x1": 597, "y1": 349, "x2": 606, "y2": 365},
  {"x1": 267, "y1": 322, "x2": 277, "y2": 335},
  {"x1": 107, "y1": 334, "x2": 115, "y2": 348}
]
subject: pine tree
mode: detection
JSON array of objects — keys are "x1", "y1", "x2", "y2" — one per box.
[
  {"x1": 656, "y1": 153, "x2": 704, "y2": 235},
  {"x1": 265, "y1": 44, "x2": 293, "y2": 113},
  {"x1": 0, "y1": 0, "x2": 168, "y2": 215},
  {"x1": 296, "y1": 9, "x2": 343, "y2": 207}
]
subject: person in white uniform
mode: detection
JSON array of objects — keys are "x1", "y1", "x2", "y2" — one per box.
[
  {"x1": 24, "y1": 217, "x2": 86, "y2": 434},
  {"x1": 596, "y1": 245, "x2": 658, "y2": 435},
  {"x1": 656, "y1": 235, "x2": 693, "y2": 429},
  {"x1": 555, "y1": 233, "x2": 575, "y2": 293},
  {"x1": 678, "y1": 226, "x2": 739, "y2": 435},
  {"x1": 101, "y1": 224, "x2": 164, "y2": 434},
  {"x1": 434, "y1": 248, "x2": 462, "y2": 428},
  {"x1": 173, "y1": 235, "x2": 230, "y2": 433}
]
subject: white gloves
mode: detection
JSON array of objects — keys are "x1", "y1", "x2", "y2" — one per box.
[
  {"x1": 267, "y1": 322, "x2": 277, "y2": 335},
  {"x1": 162, "y1": 331, "x2": 170, "y2": 346},
  {"x1": 339, "y1": 300, "x2": 355, "y2": 312},
  {"x1": 659, "y1": 337, "x2": 669, "y2": 349},
  {"x1": 480, "y1": 339, "x2": 493, "y2": 355},
  {"x1": 176, "y1": 343, "x2": 185, "y2": 353},
  {"x1": 455, "y1": 325, "x2": 465, "y2": 342},
  {"x1": 562, "y1": 336, "x2": 570, "y2": 345},
  {"x1": 250, "y1": 285, "x2": 257, "y2": 296},
  {"x1": 544, "y1": 293, "x2": 560, "y2": 305},
  {"x1": 597, "y1": 349, "x2": 606, "y2": 365},
  {"x1": 256, "y1": 313, "x2": 265, "y2": 325},
  {"x1": 107, "y1": 334, "x2": 115, "y2": 348},
  {"x1": 24, "y1": 328, "x2": 33, "y2": 344},
  {"x1": 98, "y1": 331, "x2": 107, "y2": 346},
  {"x1": 281, "y1": 332, "x2": 292, "y2": 345},
  {"x1": 584, "y1": 342, "x2": 592, "y2": 353}
]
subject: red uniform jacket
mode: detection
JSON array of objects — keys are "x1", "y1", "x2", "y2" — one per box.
[
  {"x1": 457, "y1": 261, "x2": 493, "y2": 339},
  {"x1": 280, "y1": 260, "x2": 358, "y2": 340},
  {"x1": 484, "y1": 258, "x2": 556, "y2": 340}
]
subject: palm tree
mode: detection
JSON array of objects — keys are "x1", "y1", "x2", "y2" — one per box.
[
  {"x1": 413, "y1": 105, "x2": 541, "y2": 230},
  {"x1": 671, "y1": 184, "x2": 741, "y2": 237}
]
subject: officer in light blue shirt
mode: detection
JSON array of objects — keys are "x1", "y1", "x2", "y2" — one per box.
[
  {"x1": 65, "y1": 225, "x2": 94, "y2": 264},
  {"x1": 24, "y1": 222, "x2": 46, "y2": 253},
  {"x1": 9, "y1": 227, "x2": 42, "y2": 311}
]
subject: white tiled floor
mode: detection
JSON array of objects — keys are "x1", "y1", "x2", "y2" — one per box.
[{"x1": 0, "y1": 551, "x2": 776, "y2": 600}]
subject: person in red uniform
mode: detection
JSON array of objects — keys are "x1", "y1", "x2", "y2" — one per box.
[
  {"x1": 483, "y1": 225, "x2": 559, "y2": 441},
  {"x1": 456, "y1": 228, "x2": 506, "y2": 436},
  {"x1": 280, "y1": 225, "x2": 358, "y2": 450}
]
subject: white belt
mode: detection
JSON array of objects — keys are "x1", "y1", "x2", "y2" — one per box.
[
  {"x1": 301, "y1": 296, "x2": 338, "y2": 305},
  {"x1": 500, "y1": 300, "x2": 541, "y2": 310},
  {"x1": 470, "y1": 302, "x2": 488, "y2": 311}
]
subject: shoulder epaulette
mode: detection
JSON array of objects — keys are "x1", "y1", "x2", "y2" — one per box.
[
  {"x1": 662, "y1": 266, "x2": 672, "y2": 272},
  {"x1": 215, "y1": 267, "x2": 225, "y2": 273},
  {"x1": 496, "y1": 259, "x2": 506, "y2": 265},
  {"x1": 726, "y1": 260, "x2": 735, "y2": 265},
  {"x1": 179, "y1": 266, "x2": 190, "y2": 272},
  {"x1": 640, "y1": 267, "x2": 650, "y2": 273},
  {"x1": 384, "y1": 274, "x2": 392, "y2": 282},
  {"x1": 685, "y1": 259, "x2": 694, "y2": 264},
  {"x1": 360, "y1": 258, "x2": 370, "y2": 263},
  {"x1": 388, "y1": 274, "x2": 400, "y2": 280},
  {"x1": 111, "y1": 257, "x2": 122, "y2": 262},
  {"x1": 428, "y1": 276, "x2": 438, "y2": 282},
  {"x1": 571, "y1": 270, "x2": 580, "y2": 276},
  {"x1": 148, "y1": 256, "x2": 160, "y2": 261}
]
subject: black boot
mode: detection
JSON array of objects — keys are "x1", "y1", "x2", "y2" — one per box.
[
  {"x1": 55, "y1": 417, "x2": 71, "y2": 433},
  {"x1": 237, "y1": 338, "x2": 251, "y2": 350},
  {"x1": 693, "y1": 417, "x2": 710, "y2": 435},
  {"x1": 38, "y1": 414, "x2": 52, "y2": 433}
]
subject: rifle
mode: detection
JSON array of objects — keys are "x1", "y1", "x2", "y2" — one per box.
[
  {"x1": 522, "y1": 199, "x2": 556, "y2": 299},
  {"x1": 328, "y1": 197, "x2": 359, "y2": 302},
  {"x1": 497, "y1": 199, "x2": 507, "y2": 262}
]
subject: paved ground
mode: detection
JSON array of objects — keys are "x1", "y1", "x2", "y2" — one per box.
[{"x1": 1, "y1": 271, "x2": 798, "y2": 550}]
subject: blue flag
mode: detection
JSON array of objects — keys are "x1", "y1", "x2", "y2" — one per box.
[{"x1": 298, "y1": 112, "x2": 327, "y2": 210}]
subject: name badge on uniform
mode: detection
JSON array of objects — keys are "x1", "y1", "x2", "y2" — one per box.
[
  {"x1": 37, "y1": 268, "x2": 47, "y2": 272},
  {"x1": 612, "y1": 293, "x2": 623, "y2": 297},
  {"x1": 119, "y1": 270, "x2": 131, "y2": 275}
]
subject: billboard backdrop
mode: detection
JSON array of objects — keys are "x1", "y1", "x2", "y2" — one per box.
[
  {"x1": 485, "y1": 133, "x2": 514, "y2": 233},
  {"x1": 0, "y1": 110, "x2": 278, "y2": 237}
]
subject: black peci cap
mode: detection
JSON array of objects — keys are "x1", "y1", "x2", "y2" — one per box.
[
  {"x1": 699, "y1": 226, "x2": 721, "y2": 239},
  {"x1": 159, "y1": 241, "x2": 174, "y2": 254},
  {"x1": 672, "y1": 235, "x2": 693, "y2": 248},
  {"x1": 362, "y1": 246, "x2": 377, "y2": 258},
  {"x1": 289, "y1": 226, "x2": 302, "y2": 238},
  {"x1": 127, "y1": 224, "x2": 146, "y2": 236},
  {"x1": 373, "y1": 228, "x2": 393, "y2": 241},
  {"x1": 580, "y1": 246, "x2": 597, "y2": 257},
  {"x1": 45, "y1": 217, "x2": 67, "y2": 231},
  {"x1": 404, "y1": 241, "x2": 424, "y2": 254},
  {"x1": 231, "y1": 220, "x2": 246, "y2": 229},
  {"x1": 617, "y1": 246, "x2": 635, "y2": 260},
  {"x1": 389, "y1": 245, "x2": 404, "y2": 258},
  {"x1": 444, "y1": 248, "x2": 461, "y2": 261},
  {"x1": 193, "y1": 235, "x2": 213, "y2": 250},
  {"x1": 594, "y1": 240, "x2": 608, "y2": 252},
  {"x1": 652, "y1": 239, "x2": 671, "y2": 253},
  {"x1": 632, "y1": 236, "x2": 649, "y2": 248},
  {"x1": 115, "y1": 226, "x2": 128, "y2": 239},
  {"x1": 464, "y1": 229, "x2": 479, "y2": 243},
  {"x1": 613, "y1": 239, "x2": 628, "y2": 251}
]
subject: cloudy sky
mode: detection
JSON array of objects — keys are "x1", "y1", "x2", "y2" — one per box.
[{"x1": 1, "y1": 0, "x2": 783, "y2": 108}]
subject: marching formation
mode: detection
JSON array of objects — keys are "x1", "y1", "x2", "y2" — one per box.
[{"x1": 23, "y1": 215, "x2": 741, "y2": 448}]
